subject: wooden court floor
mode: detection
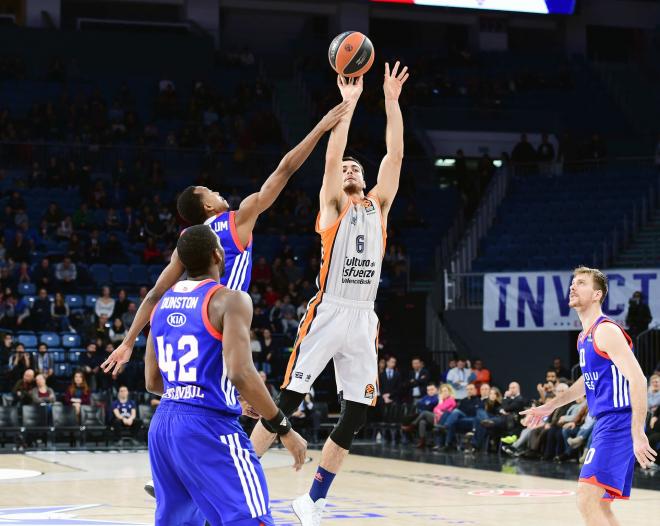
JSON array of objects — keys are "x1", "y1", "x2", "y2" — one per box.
[{"x1": 0, "y1": 449, "x2": 658, "y2": 525}]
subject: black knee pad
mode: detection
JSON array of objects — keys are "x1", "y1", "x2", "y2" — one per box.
[
  {"x1": 276, "y1": 389, "x2": 306, "y2": 417},
  {"x1": 329, "y1": 399, "x2": 368, "y2": 450}
]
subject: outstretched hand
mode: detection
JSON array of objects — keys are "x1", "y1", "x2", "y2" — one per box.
[
  {"x1": 383, "y1": 61, "x2": 409, "y2": 101},
  {"x1": 101, "y1": 341, "x2": 134, "y2": 376},
  {"x1": 519, "y1": 403, "x2": 554, "y2": 428},
  {"x1": 319, "y1": 100, "x2": 352, "y2": 131},
  {"x1": 337, "y1": 75, "x2": 363, "y2": 103}
]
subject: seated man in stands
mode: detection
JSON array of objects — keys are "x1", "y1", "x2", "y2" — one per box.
[
  {"x1": 479, "y1": 381, "x2": 526, "y2": 439},
  {"x1": 438, "y1": 383, "x2": 482, "y2": 451},
  {"x1": 12, "y1": 368, "x2": 36, "y2": 406},
  {"x1": 111, "y1": 385, "x2": 141, "y2": 442},
  {"x1": 402, "y1": 382, "x2": 439, "y2": 448},
  {"x1": 289, "y1": 388, "x2": 321, "y2": 444}
]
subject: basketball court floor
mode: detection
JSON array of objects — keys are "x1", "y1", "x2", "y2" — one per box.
[{"x1": 1, "y1": 446, "x2": 658, "y2": 525}]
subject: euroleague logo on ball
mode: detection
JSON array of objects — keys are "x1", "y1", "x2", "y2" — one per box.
[
  {"x1": 167, "y1": 312, "x2": 187, "y2": 327},
  {"x1": 344, "y1": 43, "x2": 354, "y2": 52}
]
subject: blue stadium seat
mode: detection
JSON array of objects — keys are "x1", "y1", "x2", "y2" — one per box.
[
  {"x1": 129, "y1": 264, "x2": 149, "y2": 284},
  {"x1": 61, "y1": 333, "x2": 81, "y2": 348},
  {"x1": 39, "y1": 332, "x2": 60, "y2": 347},
  {"x1": 55, "y1": 363, "x2": 73, "y2": 377},
  {"x1": 85, "y1": 295, "x2": 97, "y2": 309},
  {"x1": 18, "y1": 283, "x2": 36, "y2": 296},
  {"x1": 25, "y1": 347, "x2": 37, "y2": 357},
  {"x1": 49, "y1": 348, "x2": 66, "y2": 363},
  {"x1": 68, "y1": 349, "x2": 83, "y2": 363},
  {"x1": 135, "y1": 334, "x2": 147, "y2": 348},
  {"x1": 148, "y1": 265, "x2": 165, "y2": 284},
  {"x1": 111, "y1": 264, "x2": 131, "y2": 285},
  {"x1": 23, "y1": 295, "x2": 36, "y2": 308},
  {"x1": 65, "y1": 295, "x2": 84, "y2": 309},
  {"x1": 89, "y1": 264, "x2": 111, "y2": 286},
  {"x1": 17, "y1": 333, "x2": 38, "y2": 347}
]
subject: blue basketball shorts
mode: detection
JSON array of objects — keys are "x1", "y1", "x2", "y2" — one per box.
[
  {"x1": 148, "y1": 404, "x2": 275, "y2": 526},
  {"x1": 578, "y1": 411, "x2": 635, "y2": 501}
]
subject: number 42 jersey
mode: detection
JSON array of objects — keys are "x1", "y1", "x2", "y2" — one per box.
[{"x1": 150, "y1": 279, "x2": 241, "y2": 416}]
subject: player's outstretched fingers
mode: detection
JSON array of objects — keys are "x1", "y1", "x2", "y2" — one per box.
[
  {"x1": 397, "y1": 66, "x2": 408, "y2": 80},
  {"x1": 391, "y1": 60, "x2": 400, "y2": 77}
]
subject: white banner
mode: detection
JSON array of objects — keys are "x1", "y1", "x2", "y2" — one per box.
[{"x1": 483, "y1": 269, "x2": 660, "y2": 331}]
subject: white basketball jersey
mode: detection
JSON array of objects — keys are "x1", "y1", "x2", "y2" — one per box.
[{"x1": 315, "y1": 195, "x2": 386, "y2": 302}]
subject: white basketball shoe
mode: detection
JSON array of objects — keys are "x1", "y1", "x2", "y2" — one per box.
[{"x1": 292, "y1": 493, "x2": 326, "y2": 526}]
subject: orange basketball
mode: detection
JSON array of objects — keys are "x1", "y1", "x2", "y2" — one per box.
[{"x1": 328, "y1": 31, "x2": 375, "y2": 78}]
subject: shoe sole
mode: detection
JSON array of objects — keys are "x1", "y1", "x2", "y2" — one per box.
[{"x1": 291, "y1": 500, "x2": 306, "y2": 525}]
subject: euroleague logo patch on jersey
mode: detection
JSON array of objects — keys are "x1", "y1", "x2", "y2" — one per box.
[
  {"x1": 364, "y1": 384, "x2": 375, "y2": 399},
  {"x1": 361, "y1": 199, "x2": 376, "y2": 215},
  {"x1": 166, "y1": 312, "x2": 187, "y2": 327}
]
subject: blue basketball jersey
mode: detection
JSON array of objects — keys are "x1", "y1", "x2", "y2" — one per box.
[
  {"x1": 578, "y1": 315, "x2": 634, "y2": 418},
  {"x1": 150, "y1": 279, "x2": 240, "y2": 416},
  {"x1": 204, "y1": 211, "x2": 253, "y2": 292}
]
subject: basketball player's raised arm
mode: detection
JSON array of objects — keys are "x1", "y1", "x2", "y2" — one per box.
[
  {"x1": 218, "y1": 291, "x2": 307, "y2": 469},
  {"x1": 101, "y1": 250, "x2": 185, "y2": 376},
  {"x1": 595, "y1": 323, "x2": 657, "y2": 468},
  {"x1": 320, "y1": 76, "x2": 362, "y2": 218},
  {"x1": 144, "y1": 332, "x2": 164, "y2": 396},
  {"x1": 371, "y1": 62, "x2": 409, "y2": 217},
  {"x1": 233, "y1": 101, "x2": 351, "y2": 241}
]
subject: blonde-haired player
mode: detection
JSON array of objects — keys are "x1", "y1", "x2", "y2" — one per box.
[{"x1": 250, "y1": 62, "x2": 409, "y2": 525}]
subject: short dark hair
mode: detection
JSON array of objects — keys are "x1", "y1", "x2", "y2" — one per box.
[
  {"x1": 177, "y1": 224, "x2": 220, "y2": 277},
  {"x1": 177, "y1": 186, "x2": 207, "y2": 225},
  {"x1": 427, "y1": 382, "x2": 437, "y2": 388},
  {"x1": 342, "y1": 156, "x2": 365, "y2": 177}
]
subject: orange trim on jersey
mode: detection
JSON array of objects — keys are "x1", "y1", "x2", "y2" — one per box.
[
  {"x1": 281, "y1": 291, "x2": 323, "y2": 389},
  {"x1": 201, "y1": 284, "x2": 223, "y2": 341},
  {"x1": 149, "y1": 301, "x2": 160, "y2": 326},
  {"x1": 229, "y1": 211, "x2": 245, "y2": 253},
  {"x1": 371, "y1": 321, "x2": 380, "y2": 407},
  {"x1": 579, "y1": 476, "x2": 623, "y2": 496},
  {"x1": 315, "y1": 200, "x2": 351, "y2": 235},
  {"x1": 367, "y1": 193, "x2": 388, "y2": 257},
  {"x1": 591, "y1": 319, "x2": 634, "y2": 360},
  {"x1": 192, "y1": 278, "x2": 215, "y2": 290}
]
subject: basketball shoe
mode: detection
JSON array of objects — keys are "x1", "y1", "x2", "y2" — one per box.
[{"x1": 292, "y1": 493, "x2": 326, "y2": 526}]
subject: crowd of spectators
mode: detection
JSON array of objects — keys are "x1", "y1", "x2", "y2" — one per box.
[{"x1": 375, "y1": 354, "x2": 660, "y2": 469}]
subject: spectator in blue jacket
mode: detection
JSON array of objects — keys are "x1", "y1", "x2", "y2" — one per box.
[{"x1": 402, "y1": 383, "x2": 439, "y2": 449}]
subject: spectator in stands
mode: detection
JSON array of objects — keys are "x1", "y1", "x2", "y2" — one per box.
[
  {"x1": 54, "y1": 257, "x2": 77, "y2": 293},
  {"x1": 446, "y1": 358, "x2": 472, "y2": 400},
  {"x1": 250, "y1": 330, "x2": 262, "y2": 369},
  {"x1": 122, "y1": 302, "x2": 137, "y2": 329},
  {"x1": 31, "y1": 288, "x2": 51, "y2": 329},
  {"x1": 479, "y1": 383, "x2": 491, "y2": 402},
  {"x1": 537, "y1": 133, "x2": 555, "y2": 175},
  {"x1": 32, "y1": 258, "x2": 55, "y2": 291},
  {"x1": 142, "y1": 238, "x2": 162, "y2": 264},
  {"x1": 50, "y1": 292, "x2": 72, "y2": 333},
  {"x1": 8, "y1": 231, "x2": 30, "y2": 263},
  {"x1": 95, "y1": 286, "x2": 115, "y2": 319},
  {"x1": 289, "y1": 389, "x2": 321, "y2": 444},
  {"x1": 441, "y1": 359, "x2": 456, "y2": 383},
  {"x1": 260, "y1": 328, "x2": 275, "y2": 375},
  {"x1": 544, "y1": 390, "x2": 586, "y2": 461},
  {"x1": 551, "y1": 357, "x2": 570, "y2": 380},
  {"x1": 407, "y1": 357, "x2": 430, "y2": 402},
  {"x1": 56, "y1": 215, "x2": 73, "y2": 239},
  {"x1": 471, "y1": 359, "x2": 491, "y2": 389},
  {"x1": 252, "y1": 257, "x2": 272, "y2": 285},
  {"x1": 112, "y1": 289, "x2": 129, "y2": 319},
  {"x1": 521, "y1": 383, "x2": 570, "y2": 460},
  {"x1": 511, "y1": 133, "x2": 537, "y2": 165},
  {"x1": 471, "y1": 386, "x2": 502, "y2": 451},
  {"x1": 9, "y1": 343, "x2": 33, "y2": 384},
  {"x1": 12, "y1": 368, "x2": 35, "y2": 405},
  {"x1": 479, "y1": 381, "x2": 526, "y2": 436},
  {"x1": 649, "y1": 375, "x2": 660, "y2": 412},
  {"x1": 34, "y1": 343, "x2": 54, "y2": 381},
  {"x1": 30, "y1": 373, "x2": 55, "y2": 404},
  {"x1": 439, "y1": 383, "x2": 482, "y2": 451},
  {"x1": 379, "y1": 356, "x2": 401, "y2": 404},
  {"x1": 109, "y1": 318, "x2": 126, "y2": 345},
  {"x1": 64, "y1": 370, "x2": 91, "y2": 418},
  {"x1": 0, "y1": 333, "x2": 12, "y2": 384},
  {"x1": 259, "y1": 370, "x2": 278, "y2": 399},
  {"x1": 403, "y1": 383, "x2": 440, "y2": 448},
  {"x1": 9, "y1": 294, "x2": 31, "y2": 330},
  {"x1": 536, "y1": 369, "x2": 558, "y2": 403},
  {"x1": 646, "y1": 404, "x2": 660, "y2": 464},
  {"x1": 625, "y1": 291, "x2": 652, "y2": 340},
  {"x1": 78, "y1": 342, "x2": 102, "y2": 391},
  {"x1": 17, "y1": 262, "x2": 31, "y2": 285},
  {"x1": 111, "y1": 385, "x2": 140, "y2": 442}
]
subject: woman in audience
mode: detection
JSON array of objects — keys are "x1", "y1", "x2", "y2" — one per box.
[
  {"x1": 30, "y1": 373, "x2": 56, "y2": 404},
  {"x1": 432, "y1": 384, "x2": 457, "y2": 450},
  {"x1": 112, "y1": 289, "x2": 130, "y2": 319},
  {"x1": 94, "y1": 286, "x2": 115, "y2": 319},
  {"x1": 109, "y1": 318, "x2": 126, "y2": 345},
  {"x1": 8, "y1": 343, "x2": 33, "y2": 384},
  {"x1": 471, "y1": 387, "x2": 503, "y2": 451},
  {"x1": 50, "y1": 292, "x2": 72, "y2": 332},
  {"x1": 64, "y1": 370, "x2": 91, "y2": 418},
  {"x1": 250, "y1": 329, "x2": 263, "y2": 369}
]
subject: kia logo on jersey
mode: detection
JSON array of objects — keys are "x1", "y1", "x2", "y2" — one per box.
[{"x1": 167, "y1": 313, "x2": 187, "y2": 327}]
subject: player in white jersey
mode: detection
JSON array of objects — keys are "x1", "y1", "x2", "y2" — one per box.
[{"x1": 251, "y1": 62, "x2": 409, "y2": 525}]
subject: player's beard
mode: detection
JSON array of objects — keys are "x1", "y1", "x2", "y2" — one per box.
[{"x1": 343, "y1": 180, "x2": 363, "y2": 194}]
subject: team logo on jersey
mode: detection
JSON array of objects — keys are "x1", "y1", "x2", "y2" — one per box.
[
  {"x1": 361, "y1": 199, "x2": 376, "y2": 215},
  {"x1": 364, "y1": 384, "x2": 375, "y2": 399},
  {"x1": 166, "y1": 312, "x2": 187, "y2": 327}
]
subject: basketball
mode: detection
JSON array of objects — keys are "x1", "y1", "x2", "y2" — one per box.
[{"x1": 328, "y1": 31, "x2": 375, "y2": 77}]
